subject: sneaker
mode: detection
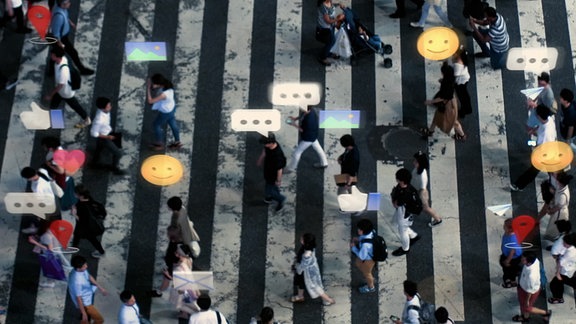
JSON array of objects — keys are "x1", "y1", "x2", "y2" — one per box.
[
  {"x1": 509, "y1": 183, "x2": 522, "y2": 192},
  {"x1": 39, "y1": 281, "x2": 55, "y2": 288},
  {"x1": 21, "y1": 225, "x2": 38, "y2": 234},
  {"x1": 75, "y1": 117, "x2": 91, "y2": 129},
  {"x1": 358, "y1": 285, "x2": 376, "y2": 294},
  {"x1": 409, "y1": 235, "x2": 421, "y2": 245},
  {"x1": 313, "y1": 163, "x2": 328, "y2": 169},
  {"x1": 150, "y1": 289, "x2": 163, "y2": 298},
  {"x1": 389, "y1": 11, "x2": 405, "y2": 18},
  {"x1": 428, "y1": 219, "x2": 443, "y2": 228},
  {"x1": 410, "y1": 22, "x2": 424, "y2": 28},
  {"x1": 168, "y1": 142, "x2": 183, "y2": 149},
  {"x1": 392, "y1": 247, "x2": 409, "y2": 256},
  {"x1": 4, "y1": 79, "x2": 18, "y2": 90},
  {"x1": 263, "y1": 197, "x2": 273, "y2": 204},
  {"x1": 275, "y1": 200, "x2": 285, "y2": 212},
  {"x1": 91, "y1": 251, "x2": 104, "y2": 259}
]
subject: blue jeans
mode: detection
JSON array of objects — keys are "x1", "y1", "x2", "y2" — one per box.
[
  {"x1": 473, "y1": 28, "x2": 508, "y2": 69},
  {"x1": 265, "y1": 183, "x2": 285, "y2": 204},
  {"x1": 417, "y1": 2, "x2": 452, "y2": 26},
  {"x1": 153, "y1": 109, "x2": 180, "y2": 143}
]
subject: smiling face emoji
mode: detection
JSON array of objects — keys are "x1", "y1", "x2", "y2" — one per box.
[
  {"x1": 416, "y1": 27, "x2": 459, "y2": 61},
  {"x1": 531, "y1": 141, "x2": 573, "y2": 172},
  {"x1": 141, "y1": 155, "x2": 184, "y2": 186}
]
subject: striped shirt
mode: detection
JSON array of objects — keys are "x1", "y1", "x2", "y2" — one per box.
[{"x1": 489, "y1": 14, "x2": 509, "y2": 53}]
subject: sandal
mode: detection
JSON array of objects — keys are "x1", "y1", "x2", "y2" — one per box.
[
  {"x1": 542, "y1": 310, "x2": 552, "y2": 323},
  {"x1": 420, "y1": 127, "x2": 434, "y2": 138},
  {"x1": 168, "y1": 141, "x2": 183, "y2": 149},
  {"x1": 290, "y1": 295, "x2": 305, "y2": 303},
  {"x1": 453, "y1": 133, "x2": 467, "y2": 141},
  {"x1": 547, "y1": 297, "x2": 564, "y2": 304},
  {"x1": 501, "y1": 280, "x2": 517, "y2": 288},
  {"x1": 512, "y1": 314, "x2": 529, "y2": 323}
]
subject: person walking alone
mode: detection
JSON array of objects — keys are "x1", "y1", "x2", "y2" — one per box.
[
  {"x1": 285, "y1": 105, "x2": 328, "y2": 173},
  {"x1": 147, "y1": 73, "x2": 182, "y2": 151}
]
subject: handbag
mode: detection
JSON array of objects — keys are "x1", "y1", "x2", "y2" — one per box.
[
  {"x1": 39, "y1": 250, "x2": 66, "y2": 281},
  {"x1": 334, "y1": 173, "x2": 358, "y2": 185},
  {"x1": 330, "y1": 27, "x2": 352, "y2": 59}
]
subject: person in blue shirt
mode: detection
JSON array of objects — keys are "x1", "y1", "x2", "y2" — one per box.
[
  {"x1": 68, "y1": 255, "x2": 108, "y2": 323},
  {"x1": 558, "y1": 88, "x2": 576, "y2": 145},
  {"x1": 285, "y1": 106, "x2": 328, "y2": 173},
  {"x1": 50, "y1": 0, "x2": 94, "y2": 75},
  {"x1": 500, "y1": 218, "x2": 521, "y2": 288},
  {"x1": 351, "y1": 218, "x2": 376, "y2": 293}
]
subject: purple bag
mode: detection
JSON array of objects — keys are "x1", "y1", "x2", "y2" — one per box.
[{"x1": 39, "y1": 251, "x2": 66, "y2": 281}]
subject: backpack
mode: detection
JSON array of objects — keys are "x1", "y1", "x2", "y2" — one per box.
[
  {"x1": 408, "y1": 294, "x2": 436, "y2": 324},
  {"x1": 361, "y1": 232, "x2": 388, "y2": 262},
  {"x1": 60, "y1": 63, "x2": 81, "y2": 90},
  {"x1": 88, "y1": 200, "x2": 107, "y2": 220},
  {"x1": 397, "y1": 185, "x2": 423, "y2": 215}
]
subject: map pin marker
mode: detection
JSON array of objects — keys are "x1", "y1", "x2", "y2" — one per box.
[
  {"x1": 27, "y1": 5, "x2": 51, "y2": 39},
  {"x1": 512, "y1": 215, "x2": 536, "y2": 243}
]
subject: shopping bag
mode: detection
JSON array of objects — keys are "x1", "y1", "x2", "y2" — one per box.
[
  {"x1": 39, "y1": 251, "x2": 66, "y2": 281},
  {"x1": 330, "y1": 28, "x2": 352, "y2": 59}
]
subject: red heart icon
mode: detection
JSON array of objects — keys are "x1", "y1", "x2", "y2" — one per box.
[{"x1": 53, "y1": 149, "x2": 86, "y2": 175}]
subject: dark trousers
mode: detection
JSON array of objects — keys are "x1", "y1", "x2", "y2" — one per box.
[
  {"x1": 72, "y1": 233, "x2": 105, "y2": 254},
  {"x1": 1, "y1": 5, "x2": 25, "y2": 30},
  {"x1": 456, "y1": 83, "x2": 472, "y2": 117},
  {"x1": 550, "y1": 274, "x2": 576, "y2": 298},
  {"x1": 500, "y1": 254, "x2": 521, "y2": 282},
  {"x1": 93, "y1": 136, "x2": 122, "y2": 169},
  {"x1": 395, "y1": 0, "x2": 424, "y2": 13},
  {"x1": 294, "y1": 272, "x2": 305, "y2": 290},
  {"x1": 61, "y1": 35, "x2": 86, "y2": 71},
  {"x1": 50, "y1": 93, "x2": 88, "y2": 120},
  {"x1": 513, "y1": 166, "x2": 540, "y2": 190}
]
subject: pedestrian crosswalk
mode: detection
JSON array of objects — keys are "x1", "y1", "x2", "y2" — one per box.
[{"x1": 1, "y1": 0, "x2": 576, "y2": 323}]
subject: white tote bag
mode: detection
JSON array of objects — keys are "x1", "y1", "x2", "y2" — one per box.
[{"x1": 330, "y1": 28, "x2": 353, "y2": 59}]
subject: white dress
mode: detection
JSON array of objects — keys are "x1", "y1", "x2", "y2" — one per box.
[{"x1": 295, "y1": 249, "x2": 325, "y2": 299}]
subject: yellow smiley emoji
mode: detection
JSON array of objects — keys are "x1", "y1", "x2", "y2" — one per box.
[
  {"x1": 531, "y1": 141, "x2": 573, "y2": 172},
  {"x1": 416, "y1": 27, "x2": 460, "y2": 61},
  {"x1": 141, "y1": 154, "x2": 184, "y2": 186}
]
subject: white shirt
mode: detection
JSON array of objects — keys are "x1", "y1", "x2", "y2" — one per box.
[
  {"x1": 152, "y1": 88, "x2": 175, "y2": 113},
  {"x1": 559, "y1": 245, "x2": 576, "y2": 278},
  {"x1": 519, "y1": 258, "x2": 541, "y2": 294},
  {"x1": 11, "y1": 0, "x2": 23, "y2": 7},
  {"x1": 551, "y1": 234, "x2": 567, "y2": 256},
  {"x1": 90, "y1": 109, "x2": 113, "y2": 138},
  {"x1": 411, "y1": 168, "x2": 428, "y2": 191},
  {"x1": 401, "y1": 296, "x2": 420, "y2": 324},
  {"x1": 34, "y1": 169, "x2": 55, "y2": 196},
  {"x1": 118, "y1": 303, "x2": 141, "y2": 324},
  {"x1": 54, "y1": 56, "x2": 75, "y2": 99},
  {"x1": 453, "y1": 62, "x2": 470, "y2": 85},
  {"x1": 188, "y1": 310, "x2": 228, "y2": 324},
  {"x1": 536, "y1": 118, "x2": 556, "y2": 145}
]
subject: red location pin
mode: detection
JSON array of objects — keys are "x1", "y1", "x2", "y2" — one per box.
[
  {"x1": 512, "y1": 215, "x2": 536, "y2": 243},
  {"x1": 49, "y1": 220, "x2": 73, "y2": 249},
  {"x1": 27, "y1": 5, "x2": 52, "y2": 39}
]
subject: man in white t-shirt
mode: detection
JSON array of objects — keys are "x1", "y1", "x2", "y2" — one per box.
[
  {"x1": 118, "y1": 290, "x2": 151, "y2": 324},
  {"x1": 392, "y1": 280, "x2": 420, "y2": 324},
  {"x1": 44, "y1": 45, "x2": 91, "y2": 129},
  {"x1": 20, "y1": 167, "x2": 59, "y2": 234},
  {"x1": 91, "y1": 97, "x2": 125, "y2": 175},
  {"x1": 188, "y1": 294, "x2": 229, "y2": 324}
]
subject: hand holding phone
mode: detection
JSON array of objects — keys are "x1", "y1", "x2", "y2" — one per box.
[{"x1": 389, "y1": 315, "x2": 400, "y2": 322}]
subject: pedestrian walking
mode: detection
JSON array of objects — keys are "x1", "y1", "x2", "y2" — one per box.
[
  {"x1": 45, "y1": 45, "x2": 91, "y2": 129},
  {"x1": 50, "y1": 0, "x2": 94, "y2": 75},
  {"x1": 538, "y1": 172, "x2": 571, "y2": 241},
  {"x1": 337, "y1": 134, "x2": 360, "y2": 195},
  {"x1": 500, "y1": 218, "x2": 521, "y2": 288},
  {"x1": 558, "y1": 88, "x2": 576, "y2": 145},
  {"x1": 147, "y1": 73, "x2": 182, "y2": 150},
  {"x1": 28, "y1": 220, "x2": 72, "y2": 288},
  {"x1": 550, "y1": 220, "x2": 572, "y2": 255},
  {"x1": 72, "y1": 184, "x2": 106, "y2": 259},
  {"x1": 68, "y1": 255, "x2": 107, "y2": 324},
  {"x1": 391, "y1": 168, "x2": 421, "y2": 256},
  {"x1": 118, "y1": 290, "x2": 152, "y2": 324},
  {"x1": 410, "y1": 0, "x2": 452, "y2": 28},
  {"x1": 168, "y1": 196, "x2": 201, "y2": 258},
  {"x1": 412, "y1": 152, "x2": 442, "y2": 227},
  {"x1": 548, "y1": 233, "x2": 576, "y2": 305},
  {"x1": 452, "y1": 47, "x2": 472, "y2": 118},
  {"x1": 434, "y1": 306, "x2": 454, "y2": 324},
  {"x1": 90, "y1": 97, "x2": 125, "y2": 175},
  {"x1": 350, "y1": 218, "x2": 376, "y2": 293},
  {"x1": 391, "y1": 280, "x2": 421, "y2": 324},
  {"x1": 188, "y1": 294, "x2": 230, "y2": 324},
  {"x1": 257, "y1": 133, "x2": 286, "y2": 212},
  {"x1": 20, "y1": 167, "x2": 60, "y2": 234},
  {"x1": 290, "y1": 233, "x2": 335, "y2": 306},
  {"x1": 285, "y1": 106, "x2": 328, "y2": 173},
  {"x1": 151, "y1": 225, "x2": 184, "y2": 297},
  {"x1": 512, "y1": 251, "x2": 551, "y2": 323},
  {"x1": 250, "y1": 306, "x2": 281, "y2": 324}
]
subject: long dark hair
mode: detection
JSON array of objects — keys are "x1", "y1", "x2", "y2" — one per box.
[
  {"x1": 296, "y1": 233, "x2": 317, "y2": 262},
  {"x1": 150, "y1": 73, "x2": 174, "y2": 90},
  {"x1": 454, "y1": 46, "x2": 469, "y2": 67},
  {"x1": 317, "y1": 0, "x2": 327, "y2": 7},
  {"x1": 414, "y1": 151, "x2": 429, "y2": 175}
]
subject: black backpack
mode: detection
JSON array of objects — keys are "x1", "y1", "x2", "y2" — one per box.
[
  {"x1": 404, "y1": 185, "x2": 423, "y2": 215},
  {"x1": 361, "y1": 233, "x2": 388, "y2": 262},
  {"x1": 407, "y1": 294, "x2": 436, "y2": 324},
  {"x1": 60, "y1": 63, "x2": 81, "y2": 90},
  {"x1": 88, "y1": 200, "x2": 107, "y2": 220}
]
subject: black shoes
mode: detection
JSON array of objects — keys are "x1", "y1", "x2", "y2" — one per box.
[
  {"x1": 410, "y1": 235, "x2": 421, "y2": 245},
  {"x1": 389, "y1": 11, "x2": 405, "y2": 18},
  {"x1": 80, "y1": 68, "x2": 95, "y2": 75},
  {"x1": 392, "y1": 247, "x2": 409, "y2": 256}
]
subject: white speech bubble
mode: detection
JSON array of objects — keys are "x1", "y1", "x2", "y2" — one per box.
[
  {"x1": 506, "y1": 47, "x2": 558, "y2": 72},
  {"x1": 270, "y1": 82, "x2": 321, "y2": 109},
  {"x1": 4, "y1": 193, "x2": 56, "y2": 218},
  {"x1": 231, "y1": 109, "x2": 281, "y2": 136},
  {"x1": 20, "y1": 102, "x2": 51, "y2": 130}
]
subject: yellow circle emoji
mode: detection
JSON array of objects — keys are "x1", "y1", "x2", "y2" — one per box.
[
  {"x1": 141, "y1": 155, "x2": 184, "y2": 186},
  {"x1": 416, "y1": 27, "x2": 459, "y2": 61},
  {"x1": 531, "y1": 141, "x2": 573, "y2": 172}
]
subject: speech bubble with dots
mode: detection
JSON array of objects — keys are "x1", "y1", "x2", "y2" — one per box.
[
  {"x1": 231, "y1": 109, "x2": 281, "y2": 136},
  {"x1": 4, "y1": 193, "x2": 56, "y2": 218},
  {"x1": 506, "y1": 47, "x2": 558, "y2": 72},
  {"x1": 270, "y1": 83, "x2": 321, "y2": 109}
]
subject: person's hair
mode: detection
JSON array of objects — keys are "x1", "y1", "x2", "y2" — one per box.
[
  {"x1": 340, "y1": 134, "x2": 355, "y2": 147},
  {"x1": 119, "y1": 290, "x2": 133, "y2": 303},
  {"x1": 403, "y1": 280, "x2": 418, "y2": 297},
  {"x1": 317, "y1": 0, "x2": 326, "y2": 7},
  {"x1": 95, "y1": 97, "x2": 111, "y2": 110},
  {"x1": 563, "y1": 232, "x2": 576, "y2": 246},
  {"x1": 150, "y1": 73, "x2": 173, "y2": 90},
  {"x1": 454, "y1": 46, "x2": 469, "y2": 67},
  {"x1": 57, "y1": 0, "x2": 70, "y2": 6},
  {"x1": 51, "y1": 45, "x2": 66, "y2": 58},
  {"x1": 536, "y1": 104, "x2": 552, "y2": 120},
  {"x1": 522, "y1": 251, "x2": 537, "y2": 264},
  {"x1": 414, "y1": 151, "x2": 429, "y2": 175},
  {"x1": 356, "y1": 218, "x2": 374, "y2": 234},
  {"x1": 41, "y1": 136, "x2": 61, "y2": 150},
  {"x1": 259, "y1": 132, "x2": 277, "y2": 144},
  {"x1": 259, "y1": 306, "x2": 274, "y2": 323},
  {"x1": 20, "y1": 167, "x2": 37, "y2": 179},
  {"x1": 74, "y1": 184, "x2": 92, "y2": 200},
  {"x1": 560, "y1": 88, "x2": 574, "y2": 103},
  {"x1": 71, "y1": 255, "x2": 87, "y2": 269},
  {"x1": 37, "y1": 220, "x2": 52, "y2": 236},
  {"x1": 504, "y1": 218, "x2": 513, "y2": 230},
  {"x1": 556, "y1": 172, "x2": 573, "y2": 186},
  {"x1": 196, "y1": 294, "x2": 212, "y2": 310},
  {"x1": 167, "y1": 225, "x2": 182, "y2": 242},
  {"x1": 555, "y1": 220, "x2": 572, "y2": 234},
  {"x1": 485, "y1": 7, "x2": 497, "y2": 18},
  {"x1": 395, "y1": 168, "x2": 412, "y2": 184},
  {"x1": 167, "y1": 196, "x2": 183, "y2": 211},
  {"x1": 297, "y1": 233, "x2": 317, "y2": 262},
  {"x1": 441, "y1": 63, "x2": 455, "y2": 84},
  {"x1": 434, "y1": 306, "x2": 449, "y2": 323}
]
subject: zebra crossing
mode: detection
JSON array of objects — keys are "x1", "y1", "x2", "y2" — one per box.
[{"x1": 1, "y1": 0, "x2": 576, "y2": 323}]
